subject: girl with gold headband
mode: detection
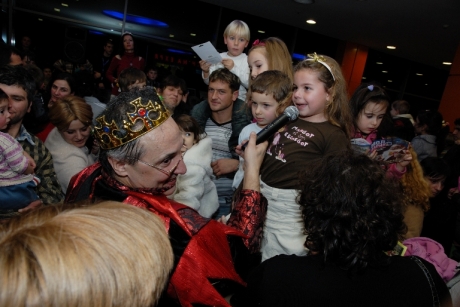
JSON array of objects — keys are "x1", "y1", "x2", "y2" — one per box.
[{"x1": 255, "y1": 53, "x2": 353, "y2": 261}]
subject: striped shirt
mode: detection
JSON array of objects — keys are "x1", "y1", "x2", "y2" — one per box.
[
  {"x1": 0, "y1": 131, "x2": 32, "y2": 186},
  {"x1": 205, "y1": 118, "x2": 234, "y2": 215}
]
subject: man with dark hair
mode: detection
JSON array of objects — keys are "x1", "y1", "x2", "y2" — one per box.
[
  {"x1": 391, "y1": 99, "x2": 415, "y2": 141},
  {"x1": 157, "y1": 74, "x2": 187, "y2": 115},
  {"x1": 191, "y1": 68, "x2": 251, "y2": 217},
  {"x1": 0, "y1": 65, "x2": 63, "y2": 210}
]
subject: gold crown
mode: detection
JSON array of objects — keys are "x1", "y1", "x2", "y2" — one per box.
[{"x1": 94, "y1": 96, "x2": 170, "y2": 150}]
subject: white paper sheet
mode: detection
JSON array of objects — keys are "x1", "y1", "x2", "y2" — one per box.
[{"x1": 191, "y1": 41, "x2": 222, "y2": 65}]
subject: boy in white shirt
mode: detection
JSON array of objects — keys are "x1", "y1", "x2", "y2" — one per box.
[{"x1": 199, "y1": 20, "x2": 250, "y2": 102}]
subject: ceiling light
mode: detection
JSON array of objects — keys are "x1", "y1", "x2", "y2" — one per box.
[
  {"x1": 425, "y1": 83, "x2": 428, "y2": 85},
  {"x1": 258, "y1": 30, "x2": 265, "y2": 33},
  {"x1": 306, "y1": 20, "x2": 316, "y2": 24},
  {"x1": 294, "y1": 0, "x2": 315, "y2": 3},
  {"x1": 38, "y1": 18, "x2": 43, "y2": 21},
  {"x1": 61, "y1": 3, "x2": 68, "y2": 7},
  {"x1": 362, "y1": 77, "x2": 366, "y2": 79},
  {"x1": 443, "y1": 62, "x2": 452, "y2": 65},
  {"x1": 190, "y1": 33, "x2": 196, "y2": 36},
  {"x1": 382, "y1": 71, "x2": 388, "y2": 73},
  {"x1": 387, "y1": 46, "x2": 396, "y2": 50},
  {"x1": 388, "y1": 80, "x2": 392, "y2": 82},
  {"x1": 103, "y1": 10, "x2": 168, "y2": 27},
  {"x1": 169, "y1": 34, "x2": 174, "y2": 38},
  {"x1": 54, "y1": 8, "x2": 60, "y2": 12},
  {"x1": 376, "y1": 62, "x2": 383, "y2": 64},
  {"x1": 416, "y1": 73, "x2": 423, "y2": 76}
]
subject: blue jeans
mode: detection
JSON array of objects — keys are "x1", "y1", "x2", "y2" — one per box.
[{"x1": 0, "y1": 181, "x2": 39, "y2": 210}]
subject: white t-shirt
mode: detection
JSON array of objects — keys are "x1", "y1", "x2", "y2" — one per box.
[{"x1": 202, "y1": 52, "x2": 249, "y2": 102}]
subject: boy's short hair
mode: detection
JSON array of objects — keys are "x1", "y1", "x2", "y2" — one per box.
[
  {"x1": 250, "y1": 70, "x2": 292, "y2": 115},
  {"x1": 0, "y1": 201, "x2": 174, "y2": 307},
  {"x1": 118, "y1": 67, "x2": 146, "y2": 92},
  {"x1": 209, "y1": 68, "x2": 241, "y2": 93},
  {"x1": 223, "y1": 20, "x2": 250, "y2": 41},
  {"x1": 160, "y1": 75, "x2": 187, "y2": 94}
]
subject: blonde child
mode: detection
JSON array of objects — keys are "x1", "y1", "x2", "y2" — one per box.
[
  {"x1": 258, "y1": 53, "x2": 353, "y2": 261},
  {"x1": 232, "y1": 70, "x2": 292, "y2": 190},
  {"x1": 200, "y1": 20, "x2": 250, "y2": 101},
  {"x1": 349, "y1": 83, "x2": 412, "y2": 179},
  {"x1": 247, "y1": 37, "x2": 293, "y2": 84},
  {"x1": 0, "y1": 89, "x2": 39, "y2": 216},
  {"x1": 171, "y1": 114, "x2": 219, "y2": 218}
]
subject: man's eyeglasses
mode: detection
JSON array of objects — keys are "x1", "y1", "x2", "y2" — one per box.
[{"x1": 132, "y1": 146, "x2": 187, "y2": 177}]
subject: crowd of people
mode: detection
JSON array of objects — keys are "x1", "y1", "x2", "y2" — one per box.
[{"x1": 0, "y1": 18, "x2": 459, "y2": 307}]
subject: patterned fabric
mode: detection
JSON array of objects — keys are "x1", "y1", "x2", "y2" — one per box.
[
  {"x1": 0, "y1": 131, "x2": 32, "y2": 186},
  {"x1": 17, "y1": 126, "x2": 64, "y2": 204},
  {"x1": 206, "y1": 117, "x2": 234, "y2": 217},
  {"x1": 228, "y1": 189, "x2": 267, "y2": 253}
]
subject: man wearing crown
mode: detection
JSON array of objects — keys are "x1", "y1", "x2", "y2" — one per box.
[{"x1": 65, "y1": 87, "x2": 266, "y2": 307}]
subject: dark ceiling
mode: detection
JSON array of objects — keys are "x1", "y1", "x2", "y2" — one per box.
[{"x1": 6, "y1": 0, "x2": 460, "y2": 71}]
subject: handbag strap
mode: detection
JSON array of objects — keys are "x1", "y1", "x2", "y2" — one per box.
[{"x1": 409, "y1": 256, "x2": 441, "y2": 307}]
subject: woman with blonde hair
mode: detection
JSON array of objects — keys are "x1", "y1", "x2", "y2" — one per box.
[
  {"x1": 44, "y1": 95, "x2": 98, "y2": 193},
  {"x1": 400, "y1": 147, "x2": 432, "y2": 239},
  {"x1": 0, "y1": 201, "x2": 173, "y2": 307}
]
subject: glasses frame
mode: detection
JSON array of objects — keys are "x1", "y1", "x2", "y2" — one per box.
[{"x1": 132, "y1": 146, "x2": 187, "y2": 177}]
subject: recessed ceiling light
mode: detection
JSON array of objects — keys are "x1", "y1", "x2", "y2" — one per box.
[
  {"x1": 169, "y1": 34, "x2": 174, "y2": 38},
  {"x1": 38, "y1": 18, "x2": 43, "y2": 21},
  {"x1": 443, "y1": 62, "x2": 452, "y2": 65},
  {"x1": 376, "y1": 62, "x2": 383, "y2": 65},
  {"x1": 306, "y1": 19, "x2": 316, "y2": 24},
  {"x1": 258, "y1": 30, "x2": 265, "y2": 33},
  {"x1": 416, "y1": 73, "x2": 423, "y2": 76},
  {"x1": 388, "y1": 80, "x2": 392, "y2": 82},
  {"x1": 425, "y1": 83, "x2": 428, "y2": 86},
  {"x1": 362, "y1": 77, "x2": 367, "y2": 79},
  {"x1": 54, "y1": 8, "x2": 60, "y2": 12},
  {"x1": 382, "y1": 71, "x2": 388, "y2": 73},
  {"x1": 387, "y1": 46, "x2": 396, "y2": 50},
  {"x1": 190, "y1": 33, "x2": 196, "y2": 36},
  {"x1": 61, "y1": 3, "x2": 68, "y2": 7}
]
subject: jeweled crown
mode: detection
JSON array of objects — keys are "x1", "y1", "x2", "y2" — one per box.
[{"x1": 94, "y1": 96, "x2": 170, "y2": 150}]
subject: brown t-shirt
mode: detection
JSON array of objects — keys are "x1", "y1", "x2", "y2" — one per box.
[{"x1": 261, "y1": 119, "x2": 349, "y2": 189}]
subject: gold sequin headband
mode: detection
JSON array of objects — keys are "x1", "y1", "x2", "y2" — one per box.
[{"x1": 306, "y1": 52, "x2": 335, "y2": 81}]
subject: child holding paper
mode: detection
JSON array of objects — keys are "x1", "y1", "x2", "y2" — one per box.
[{"x1": 199, "y1": 20, "x2": 250, "y2": 101}]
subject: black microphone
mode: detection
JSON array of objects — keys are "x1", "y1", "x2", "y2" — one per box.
[{"x1": 242, "y1": 106, "x2": 299, "y2": 150}]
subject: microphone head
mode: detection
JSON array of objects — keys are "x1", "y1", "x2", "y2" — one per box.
[{"x1": 284, "y1": 106, "x2": 299, "y2": 121}]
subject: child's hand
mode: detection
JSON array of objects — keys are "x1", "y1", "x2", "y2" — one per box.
[
  {"x1": 23, "y1": 151, "x2": 36, "y2": 175},
  {"x1": 222, "y1": 58, "x2": 235, "y2": 70},
  {"x1": 368, "y1": 150, "x2": 378, "y2": 160},
  {"x1": 395, "y1": 150, "x2": 412, "y2": 172},
  {"x1": 448, "y1": 188, "x2": 459, "y2": 199},
  {"x1": 199, "y1": 60, "x2": 211, "y2": 73}
]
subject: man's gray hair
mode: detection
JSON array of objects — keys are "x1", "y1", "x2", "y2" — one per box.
[{"x1": 97, "y1": 87, "x2": 164, "y2": 176}]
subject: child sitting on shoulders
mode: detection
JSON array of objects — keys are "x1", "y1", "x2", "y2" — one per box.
[
  {"x1": 200, "y1": 20, "x2": 250, "y2": 102},
  {"x1": 170, "y1": 114, "x2": 219, "y2": 218},
  {"x1": 232, "y1": 70, "x2": 292, "y2": 190},
  {"x1": 0, "y1": 89, "x2": 40, "y2": 217}
]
